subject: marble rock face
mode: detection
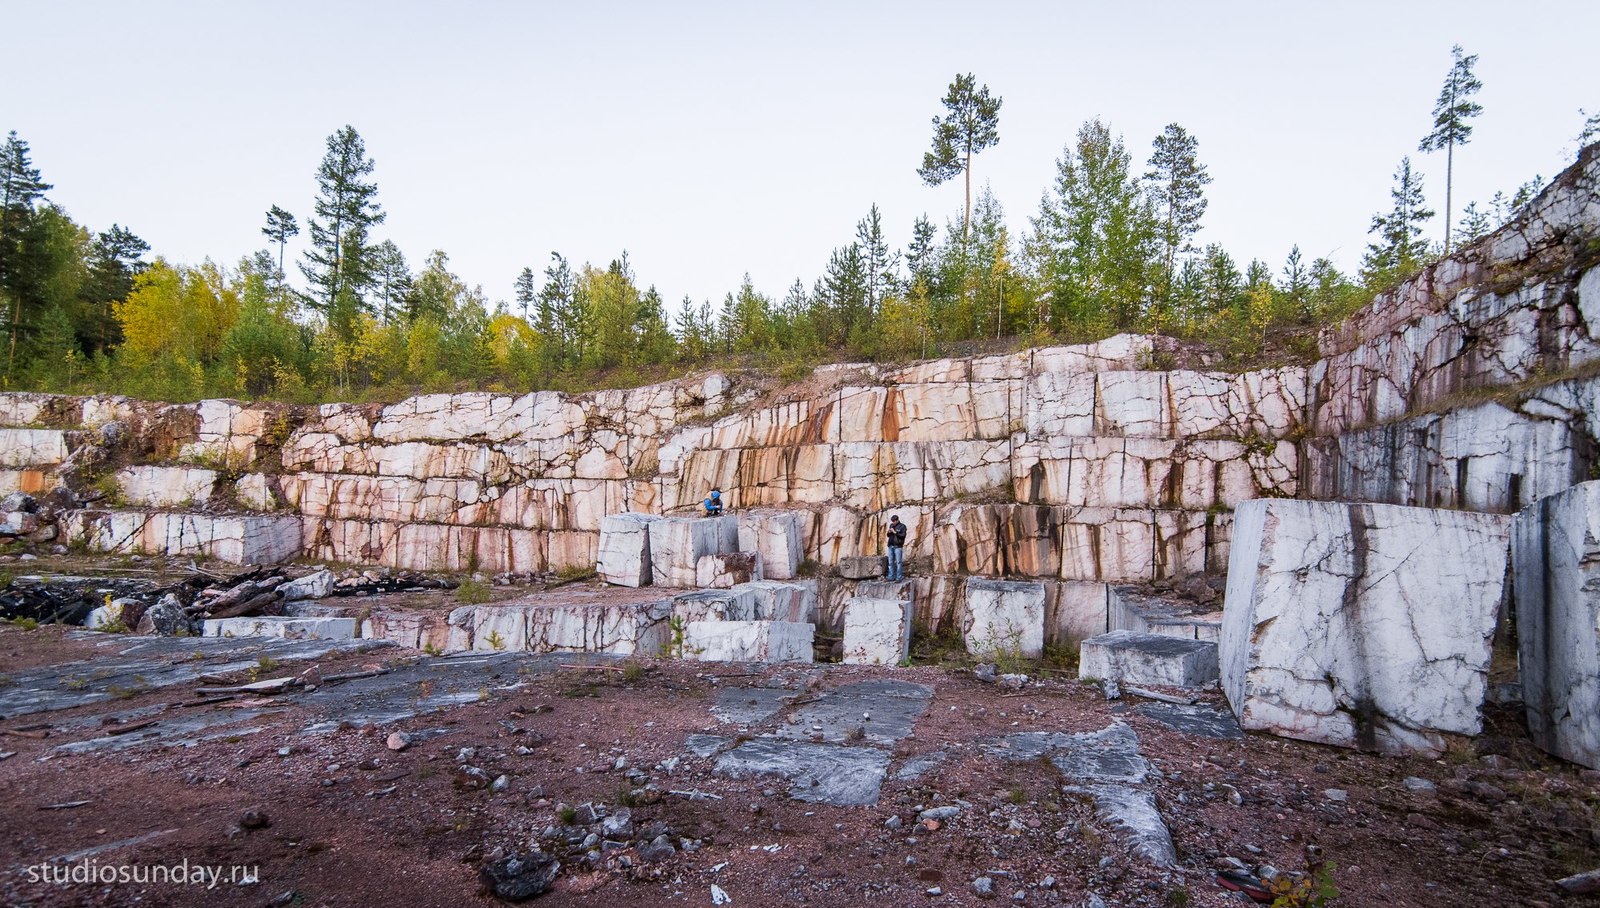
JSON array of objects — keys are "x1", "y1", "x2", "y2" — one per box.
[
  {"x1": 597, "y1": 513, "x2": 660, "y2": 587},
  {"x1": 1078, "y1": 630, "x2": 1219, "y2": 688},
  {"x1": 737, "y1": 510, "x2": 806, "y2": 580},
  {"x1": 64, "y1": 510, "x2": 302, "y2": 564},
  {"x1": 1513, "y1": 481, "x2": 1600, "y2": 769},
  {"x1": 696, "y1": 552, "x2": 763, "y2": 589},
  {"x1": 447, "y1": 599, "x2": 671, "y2": 656},
  {"x1": 962, "y1": 578, "x2": 1047, "y2": 660},
  {"x1": 0, "y1": 428, "x2": 71, "y2": 468},
  {"x1": 114, "y1": 465, "x2": 218, "y2": 508},
  {"x1": 1220, "y1": 498, "x2": 1510, "y2": 755},
  {"x1": 649, "y1": 517, "x2": 729, "y2": 588},
  {"x1": 842, "y1": 597, "x2": 914, "y2": 666},
  {"x1": 683, "y1": 620, "x2": 814, "y2": 663}
]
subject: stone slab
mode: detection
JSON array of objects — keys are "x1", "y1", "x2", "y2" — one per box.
[
  {"x1": 447, "y1": 599, "x2": 671, "y2": 656},
  {"x1": 837, "y1": 555, "x2": 887, "y2": 580},
  {"x1": 671, "y1": 588, "x2": 758, "y2": 625},
  {"x1": 202, "y1": 616, "x2": 358, "y2": 641},
  {"x1": 695, "y1": 552, "x2": 763, "y2": 588},
  {"x1": 773, "y1": 679, "x2": 932, "y2": 746},
  {"x1": 648, "y1": 517, "x2": 725, "y2": 588},
  {"x1": 1079, "y1": 630, "x2": 1219, "y2": 688},
  {"x1": 737, "y1": 510, "x2": 805, "y2": 580},
  {"x1": 683, "y1": 620, "x2": 813, "y2": 663},
  {"x1": 734, "y1": 580, "x2": 818, "y2": 623},
  {"x1": 962, "y1": 578, "x2": 1046, "y2": 660},
  {"x1": 1220, "y1": 498, "x2": 1511, "y2": 755},
  {"x1": 714, "y1": 737, "x2": 890, "y2": 806}
]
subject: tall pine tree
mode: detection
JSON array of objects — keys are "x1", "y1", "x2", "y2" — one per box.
[
  {"x1": 1, "y1": 131, "x2": 54, "y2": 382},
  {"x1": 1418, "y1": 45, "x2": 1483, "y2": 254},
  {"x1": 300, "y1": 126, "x2": 385, "y2": 337},
  {"x1": 1362, "y1": 157, "x2": 1435, "y2": 285},
  {"x1": 1145, "y1": 124, "x2": 1212, "y2": 310},
  {"x1": 917, "y1": 73, "x2": 1002, "y2": 241}
]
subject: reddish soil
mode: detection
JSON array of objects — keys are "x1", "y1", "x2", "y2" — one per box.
[{"x1": 0, "y1": 559, "x2": 1594, "y2": 907}]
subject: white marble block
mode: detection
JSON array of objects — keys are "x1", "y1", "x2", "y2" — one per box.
[
  {"x1": 1220, "y1": 498, "x2": 1510, "y2": 756},
  {"x1": 1514, "y1": 481, "x2": 1600, "y2": 769},
  {"x1": 648, "y1": 517, "x2": 725, "y2": 587},
  {"x1": 842, "y1": 596, "x2": 914, "y2": 665},
  {"x1": 962, "y1": 578, "x2": 1046, "y2": 659},
  {"x1": 683, "y1": 620, "x2": 814, "y2": 663},
  {"x1": 203, "y1": 616, "x2": 357, "y2": 641},
  {"x1": 696, "y1": 552, "x2": 763, "y2": 588},
  {"x1": 114, "y1": 465, "x2": 218, "y2": 508},
  {"x1": 598, "y1": 512, "x2": 661, "y2": 587},
  {"x1": 1079, "y1": 630, "x2": 1219, "y2": 687},
  {"x1": 737, "y1": 510, "x2": 806, "y2": 579},
  {"x1": 672, "y1": 588, "x2": 759, "y2": 624},
  {"x1": 735, "y1": 580, "x2": 818, "y2": 623},
  {"x1": 447, "y1": 599, "x2": 672, "y2": 655}
]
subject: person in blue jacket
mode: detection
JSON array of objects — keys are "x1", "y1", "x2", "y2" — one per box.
[{"x1": 704, "y1": 488, "x2": 724, "y2": 516}]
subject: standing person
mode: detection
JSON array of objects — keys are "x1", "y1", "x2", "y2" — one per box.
[{"x1": 886, "y1": 515, "x2": 908, "y2": 582}]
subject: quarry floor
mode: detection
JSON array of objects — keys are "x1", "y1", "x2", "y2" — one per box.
[{"x1": 0, "y1": 560, "x2": 1596, "y2": 908}]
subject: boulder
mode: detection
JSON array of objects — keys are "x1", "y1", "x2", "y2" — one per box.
[
  {"x1": 696, "y1": 552, "x2": 763, "y2": 588},
  {"x1": 962, "y1": 578, "x2": 1046, "y2": 660},
  {"x1": 1513, "y1": 481, "x2": 1600, "y2": 768},
  {"x1": 0, "y1": 491, "x2": 35, "y2": 513},
  {"x1": 837, "y1": 555, "x2": 887, "y2": 580},
  {"x1": 0, "y1": 510, "x2": 39, "y2": 537},
  {"x1": 842, "y1": 597, "x2": 913, "y2": 665},
  {"x1": 280, "y1": 569, "x2": 336, "y2": 601},
  {"x1": 597, "y1": 513, "x2": 661, "y2": 587},
  {"x1": 735, "y1": 580, "x2": 817, "y2": 623},
  {"x1": 683, "y1": 620, "x2": 814, "y2": 662},
  {"x1": 1079, "y1": 630, "x2": 1219, "y2": 687},
  {"x1": 137, "y1": 592, "x2": 196, "y2": 636},
  {"x1": 1220, "y1": 499, "x2": 1511, "y2": 755}
]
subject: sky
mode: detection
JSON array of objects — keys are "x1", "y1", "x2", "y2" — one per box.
[{"x1": 5, "y1": 1, "x2": 1597, "y2": 312}]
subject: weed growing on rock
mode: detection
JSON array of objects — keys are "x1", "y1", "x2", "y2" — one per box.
[{"x1": 456, "y1": 579, "x2": 492, "y2": 604}]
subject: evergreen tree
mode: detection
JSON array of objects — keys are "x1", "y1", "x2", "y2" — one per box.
[
  {"x1": 1145, "y1": 123, "x2": 1212, "y2": 305},
  {"x1": 79, "y1": 224, "x2": 149, "y2": 353},
  {"x1": 1, "y1": 131, "x2": 52, "y2": 382},
  {"x1": 917, "y1": 73, "x2": 1002, "y2": 241},
  {"x1": 537, "y1": 253, "x2": 578, "y2": 369},
  {"x1": 1418, "y1": 45, "x2": 1483, "y2": 253},
  {"x1": 1200, "y1": 244, "x2": 1243, "y2": 315},
  {"x1": 261, "y1": 205, "x2": 299, "y2": 278},
  {"x1": 855, "y1": 204, "x2": 899, "y2": 319},
  {"x1": 370, "y1": 240, "x2": 411, "y2": 322},
  {"x1": 819, "y1": 243, "x2": 866, "y2": 347},
  {"x1": 1362, "y1": 157, "x2": 1435, "y2": 285},
  {"x1": 1279, "y1": 245, "x2": 1310, "y2": 318},
  {"x1": 513, "y1": 266, "x2": 537, "y2": 321},
  {"x1": 300, "y1": 126, "x2": 385, "y2": 334},
  {"x1": 1457, "y1": 202, "x2": 1493, "y2": 244},
  {"x1": 906, "y1": 214, "x2": 938, "y2": 288}
]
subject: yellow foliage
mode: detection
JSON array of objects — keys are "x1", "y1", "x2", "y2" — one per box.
[{"x1": 115, "y1": 259, "x2": 238, "y2": 365}]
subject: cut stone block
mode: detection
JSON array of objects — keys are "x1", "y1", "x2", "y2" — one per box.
[
  {"x1": 737, "y1": 510, "x2": 805, "y2": 579},
  {"x1": 203, "y1": 616, "x2": 357, "y2": 641},
  {"x1": 1220, "y1": 498, "x2": 1511, "y2": 755},
  {"x1": 842, "y1": 597, "x2": 913, "y2": 665},
  {"x1": 0, "y1": 428, "x2": 70, "y2": 467},
  {"x1": 233, "y1": 473, "x2": 277, "y2": 511},
  {"x1": 114, "y1": 465, "x2": 218, "y2": 508},
  {"x1": 1109, "y1": 585, "x2": 1222, "y2": 643},
  {"x1": 597, "y1": 512, "x2": 661, "y2": 587},
  {"x1": 648, "y1": 517, "x2": 725, "y2": 587},
  {"x1": 63, "y1": 510, "x2": 303, "y2": 564},
  {"x1": 671, "y1": 588, "x2": 758, "y2": 624},
  {"x1": 736, "y1": 580, "x2": 818, "y2": 623},
  {"x1": 684, "y1": 620, "x2": 814, "y2": 663},
  {"x1": 1513, "y1": 481, "x2": 1600, "y2": 769},
  {"x1": 837, "y1": 555, "x2": 887, "y2": 580},
  {"x1": 696, "y1": 552, "x2": 763, "y2": 588},
  {"x1": 854, "y1": 579, "x2": 912, "y2": 601},
  {"x1": 1079, "y1": 630, "x2": 1219, "y2": 687},
  {"x1": 446, "y1": 599, "x2": 671, "y2": 655},
  {"x1": 962, "y1": 578, "x2": 1046, "y2": 659}
]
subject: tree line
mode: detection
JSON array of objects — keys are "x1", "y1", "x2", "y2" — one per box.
[{"x1": 0, "y1": 48, "x2": 1581, "y2": 403}]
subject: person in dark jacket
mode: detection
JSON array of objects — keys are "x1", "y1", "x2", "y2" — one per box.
[{"x1": 886, "y1": 514, "x2": 907, "y2": 581}]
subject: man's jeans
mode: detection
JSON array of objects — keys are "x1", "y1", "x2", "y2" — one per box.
[{"x1": 887, "y1": 545, "x2": 904, "y2": 581}]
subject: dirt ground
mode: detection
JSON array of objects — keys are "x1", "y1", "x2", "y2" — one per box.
[{"x1": 1, "y1": 564, "x2": 1598, "y2": 908}]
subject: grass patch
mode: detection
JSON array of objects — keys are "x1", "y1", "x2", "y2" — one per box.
[{"x1": 455, "y1": 578, "x2": 493, "y2": 604}]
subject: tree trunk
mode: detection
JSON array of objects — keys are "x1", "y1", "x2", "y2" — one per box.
[
  {"x1": 1444, "y1": 138, "x2": 1454, "y2": 255},
  {"x1": 963, "y1": 147, "x2": 972, "y2": 242}
]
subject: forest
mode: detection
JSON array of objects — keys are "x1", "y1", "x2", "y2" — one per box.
[{"x1": 0, "y1": 52, "x2": 1584, "y2": 404}]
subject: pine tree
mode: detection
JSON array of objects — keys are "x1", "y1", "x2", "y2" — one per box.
[
  {"x1": 1, "y1": 131, "x2": 52, "y2": 382},
  {"x1": 300, "y1": 126, "x2": 385, "y2": 332},
  {"x1": 513, "y1": 267, "x2": 537, "y2": 321},
  {"x1": 917, "y1": 73, "x2": 1002, "y2": 241},
  {"x1": 261, "y1": 205, "x2": 299, "y2": 279},
  {"x1": 856, "y1": 204, "x2": 899, "y2": 320},
  {"x1": 1280, "y1": 246, "x2": 1310, "y2": 318},
  {"x1": 1362, "y1": 157, "x2": 1435, "y2": 285},
  {"x1": 371, "y1": 240, "x2": 411, "y2": 322},
  {"x1": 80, "y1": 224, "x2": 150, "y2": 353},
  {"x1": 1145, "y1": 124, "x2": 1212, "y2": 304},
  {"x1": 1418, "y1": 45, "x2": 1483, "y2": 254},
  {"x1": 537, "y1": 253, "x2": 578, "y2": 368}
]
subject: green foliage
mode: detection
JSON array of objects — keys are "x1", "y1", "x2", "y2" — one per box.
[
  {"x1": 918, "y1": 72, "x2": 1003, "y2": 238},
  {"x1": 456, "y1": 578, "x2": 493, "y2": 604},
  {"x1": 1268, "y1": 862, "x2": 1340, "y2": 907}
]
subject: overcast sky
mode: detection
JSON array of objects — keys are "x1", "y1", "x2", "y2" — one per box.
[{"x1": 6, "y1": 1, "x2": 1596, "y2": 311}]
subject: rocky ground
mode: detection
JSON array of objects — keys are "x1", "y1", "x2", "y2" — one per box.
[{"x1": 0, "y1": 561, "x2": 1597, "y2": 907}]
